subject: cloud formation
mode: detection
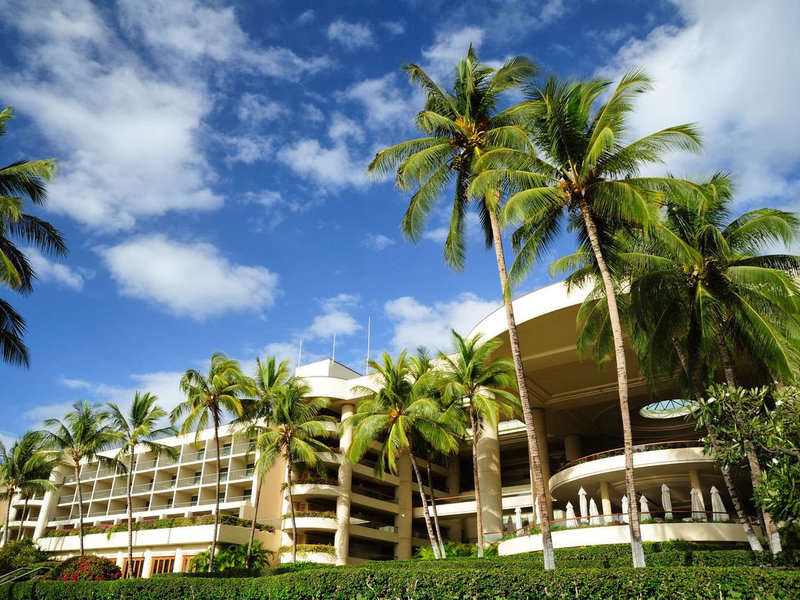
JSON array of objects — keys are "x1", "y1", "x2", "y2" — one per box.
[
  {"x1": 327, "y1": 20, "x2": 375, "y2": 50},
  {"x1": 100, "y1": 235, "x2": 279, "y2": 320},
  {"x1": 26, "y1": 248, "x2": 85, "y2": 291}
]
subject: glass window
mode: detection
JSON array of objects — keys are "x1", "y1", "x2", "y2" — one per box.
[
  {"x1": 122, "y1": 557, "x2": 144, "y2": 578},
  {"x1": 222, "y1": 443, "x2": 232, "y2": 457},
  {"x1": 150, "y1": 556, "x2": 174, "y2": 575}
]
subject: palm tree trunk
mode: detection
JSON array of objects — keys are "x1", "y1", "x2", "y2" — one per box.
[
  {"x1": 409, "y1": 452, "x2": 441, "y2": 559},
  {"x1": 17, "y1": 498, "x2": 28, "y2": 540},
  {"x1": 470, "y1": 410, "x2": 485, "y2": 558},
  {"x1": 713, "y1": 332, "x2": 782, "y2": 554},
  {"x1": 209, "y1": 416, "x2": 222, "y2": 573},
  {"x1": 426, "y1": 461, "x2": 445, "y2": 558},
  {"x1": 578, "y1": 199, "x2": 645, "y2": 568},
  {"x1": 246, "y1": 476, "x2": 262, "y2": 569},
  {"x1": 671, "y1": 338, "x2": 763, "y2": 552},
  {"x1": 3, "y1": 487, "x2": 13, "y2": 546},
  {"x1": 75, "y1": 461, "x2": 85, "y2": 557},
  {"x1": 286, "y1": 459, "x2": 297, "y2": 563},
  {"x1": 487, "y1": 206, "x2": 555, "y2": 570},
  {"x1": 126, "y1": 452, "x2": 136, "y2": 577}
]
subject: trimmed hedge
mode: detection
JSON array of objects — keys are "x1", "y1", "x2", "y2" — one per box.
[
  {"x1": 1, "y1": 566, "x2": 799, "y2": 599},
  {"x1": 41, "y1": 515, "x2": 273, "y2": 538}
]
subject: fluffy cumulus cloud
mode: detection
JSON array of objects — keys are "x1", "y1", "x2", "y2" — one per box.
[
  {"x1": 361, "y1": 233, "x2": 395, "y2": 251},
  {"x1": 100, "y1": 235, "x2": 279, "y2": 320},
  {"x1": 307, "y1": 293, "x2": 362, "y2": 339},
  {"x1": 384, "y1": 292, "x2": 498, "y2": 353},
  {"x1": 326, "y1": 19, "x2": 375, "y2": 50},
  {"x1": 341, "y1": 73, "x2": 417, "y2": 129},
  {"x1": 277, "y1": 137, "x2": 371, "y2": 189},
  {"x1": 606, "y1": 0, "x2": 800, "y2": 208},
  {"x1": 25, "y1": 248, "x2": 85, "y2": 291},
  {"x1": 237, "y1": 93, "x2": 288, "y2": 125},
  {"x1": 421, "y1": 26, "x2": 486, "y2": 81}
]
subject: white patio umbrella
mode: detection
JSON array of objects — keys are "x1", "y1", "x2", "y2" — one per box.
[
  {"x1": 514, "y1": 506, "x2": 523, "y2": 530},
  {"x1": 578, "y1": 487, "x2": 588, "y2": 524},
  {"x1": 639, "y1": 494, "x2": 650, "y2": 518},
  {"x1": 690, "y1": 488, "x2": 706, "y2": 521},
  {"x1": 661, "y1": 484, "x2": 673, "y2": 520},
  {"x1": 621, "y1": 494, "x2": 629, "y2": 523},
  {"x1": 534, "y1": 500, "x2": 541, "y2": 524},
  {"x1": 565, "y1": 501, "x2": 578, "y2": 528},
  {"x1": 710, "y1": 486, "x2": 729, "y2": 522},
  {"x1": 589, "y1": 497, "x2": 601, "y2": 525}
]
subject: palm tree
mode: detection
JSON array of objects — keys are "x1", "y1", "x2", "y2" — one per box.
[
  {"x1": 171, "y1": 352, "x2": 253, "y2": 572},
  {"x1": 366, "y1": 48, "x2": 558, "y2": 569},
  {"x1": 234, "y1": 356, "x2": 291, "y2": 568},
  {"x1": 41, "y1": 401, "x2": 120, "y2": 555},
  {"x1": 0, "y1": 431, "x2": 61, "y2": 544},
  {"x1": 249, "y1": 377, "x2": 335, "y2": 563},
  {"x1": 471, "y1": 70, "x2": 702, "y2": 567},
  {"x1": 437, "y1": 331, "x2": 518, "y2": 557},
  {"x1": 107, "y1": 392, "x2": 177, "y2": 577},
  {"x1": 0, "y1": 106, "x2": 64, "y2": 367},
  {"x1": 623, "y1": 174, "x2": 800, "y2": 553},
  {"x1": 346, "y1": 352, "x2": 462, "y2": 560}
]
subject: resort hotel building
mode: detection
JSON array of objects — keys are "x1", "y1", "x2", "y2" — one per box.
[{"x1": 1, "y1": 282, "x2": 757, "y2": 575}]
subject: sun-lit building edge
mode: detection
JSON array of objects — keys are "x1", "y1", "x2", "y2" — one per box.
[{"x1": 1, "y1": 281, "x2": 757, "y2": 575}]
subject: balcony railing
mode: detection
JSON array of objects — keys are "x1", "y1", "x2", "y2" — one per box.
[{"x1": 561, "y1": 440, "x2": 703, "y2": 470}]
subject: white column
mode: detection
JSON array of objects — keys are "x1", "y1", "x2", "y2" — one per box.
[
  {"x1": 395, "y1": 454, "x2": 413, "y2": 559},
  {"x1": 689, "y1": 469, "x2": 707, "y2": 511},
  {"x1": 599, "y1": 480, "x2": 613, "y2": 523},
  {"x1": 173, "y1": 548, "x2": 184, "y2": 573},
  {"x1": 334, "y1": 403, "x2": 355, "y2": 566},
  {"x1": 142, "y1": 549, "x2": 153, "y2": 578},
  {"x1": 532, "y1": 409, "x2": 552, "y2": 517},
  {"x1": 477, "y1": 420, "x2": 503, "y2": 540}
]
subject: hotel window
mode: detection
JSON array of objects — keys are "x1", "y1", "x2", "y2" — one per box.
[
  {"x1": 193, "y1": 471, "x2": 202, "y2": 485},
  {"x1": 196, "y1": 449, "x2": 205, "y2": 461},
  {"x1": 181, "y1": 555, "x2": 197, "y2": 573},
  {"x1": 219, "y1": 467, "x2": 228, "y2": 482},
  {"x1": 169, "y1": 475, "x2": 177, "y2": 487},
  {"x1": 122, "y1": 557, "x2": 144, "y2": 578},
  {"x1": 245, "y1": 463, "x2": 254, "y2": 477},
  {"x1": 243, "y1": 489, "x2": 252, "y2": 502},
  {"x1": 191, "y1": 494, "x2": 199, "y2": 506},
  {"x1": 218, "y1": 492, "x2": 226, "y2": 502},
  {"x1": 221, "y1": 443, "x2": 232, "y2": 457},
  {"x1": 150, "y1": 556, "x2": 175, "y2": 575}
]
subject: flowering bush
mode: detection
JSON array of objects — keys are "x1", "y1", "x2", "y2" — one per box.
[{"x1": 45, "y1": 555, "x2": 121, "y2": 581}]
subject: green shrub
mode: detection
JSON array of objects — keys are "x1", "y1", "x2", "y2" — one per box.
[
  {"x1": 44, "y1": 556, "x2": 120, "y2": 582},
  {"x1": 187, "y1": 542, "x2": 271, "y2": 573},
  {"x1": 0, "y1": 540, "x2": 49, "y2": 575},
  {"x1": 40, "y1": 515, "x2": 274, "y2": 538},
  {"x1": 0, "y1": 565, "x2": 798, "y2": 599},
  {"x1": 277, "y1": 544, "x2": 335, "y2": 556}
]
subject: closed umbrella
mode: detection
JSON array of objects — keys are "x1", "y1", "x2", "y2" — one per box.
[
  {"x1": 578, "y1": 487, "x2": 588, "y2": 524},
  {"x1": 514, "y1": 506, "x2": 523, "y2": 530},
  {"x1": 661, "y1": 484, "x2": 673, "y2": 520},
  {"x1": 710, "y1": 486, "x2": 729, "y2": 522},
  {"x1": 565, "y1": 501, "x2": 578, "y2": 528},
  {"x1": 621, "y1": 494, "x2": 629, "y2": 523},
  {"x1": 639, "y1": 494, "x2": 650, "y2": 518},
  {"x1": 589, "y1": 497, "x2": 601, "y2": 526},
  {"x1": 690, "y1": 488, "x2": 706, "y2": 521}
]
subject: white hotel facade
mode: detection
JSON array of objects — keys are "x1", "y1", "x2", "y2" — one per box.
[{"x1": 2, "y1": 283, "x2": 756, "y2": 575}]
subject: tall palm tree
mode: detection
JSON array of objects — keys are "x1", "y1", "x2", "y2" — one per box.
[
  {"x1": 41, "y1": 401, "x2": 120, "y2": 555},
  {"x1": 107, "y1": 392, "x2": 177, "y2": 577},
  {"x1": 234, "y1": 356, "x2": 291, "y2": 568},
  {"x1": 472, "y1": 70, "x2": 703, "y2": 567},
  {"x1": 171, "y1": 352, "x2": 253, "y2": 572},
  {"x1": 437, "y1": 331, "x2": 518, "y2": 557},
  {"x1": 249, "y1": 377, "x2": 335, "y2": 563},
  {"x1": 0, "y1": 431, "x2": 61, "y2": 544},
  {"x1": 346, "y1": 352, "x2": 461, "y2": 560},
  {"x1": 0, "y1": 106, "x2": 64, "y2": 367},
  {"x1": 366, "y1": 48, "x2": 558, "y2": 569},
  {"x1": 623, "y1": 174, "x2": 800, "y2": 553}
]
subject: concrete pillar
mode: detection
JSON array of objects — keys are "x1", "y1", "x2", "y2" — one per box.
[
  {"x1": 599, "y1": 481, "x2": 612, "y2": 523},
  {"x1": 34, "y1": 474, "x2": 60, "y2": 540},
  {"x1": 532, "y1": 409, "x2": 552, "y2": 516},
  {"x1": 446, "y1": 456, "x2": 462, "y2": 542},
  {"x1": 477, "y1": 420, "x2": 503, "y2": 541},
  {"x1": 142, "y1": 549, "x2": 153, "y2": 579},
  {"x1": 564, "y1": 435, "x2": 583, "y2": 463},
  {"x1": 395, "y1": 454, "x2": 413, "y2": 559},
  {"x1": 689, "y1": 469, "x2": 706, "y2": 510},
  {"x1": 115, "y1": 551, "x2": 124, "y2": 569},
  {"x1": 334, "y1": 403, "x2": 355, "y2": 566},
  {"x1": 173, "y1": 548, "x2": 184, "y2": 573}
]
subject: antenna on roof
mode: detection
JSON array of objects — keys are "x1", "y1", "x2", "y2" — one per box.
[
  {"x1": 365, "y1": 316, "x2": 371, "y2": 374},
  {"x1": 296, "y1": 339, "x2": 303, "y2": 375},
  {"x1": 332, "y1": 333, "x2": 336, "y2": 363}
]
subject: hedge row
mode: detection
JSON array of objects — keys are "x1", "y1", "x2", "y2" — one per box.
[
  {"x1": 2, "y1": 566, "x2": 799, "y2": 599},
  {"x1": 41, "y1": 515, "x2": 273, "y2": 538}
]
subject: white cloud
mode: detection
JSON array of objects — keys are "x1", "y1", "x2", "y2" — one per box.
[
  {"x1": 421, "y1": 26, "x2": 485, "y2": 81},
  {"x1": 422, "y1": 227, "x2": 449, "y2": 244},
  {"x1": 278, "y1": 138, "x2": 371, "y2": 189},
  {"x1": 326, "y1": 19, "x2": 375, "y2": 50},
  {"x1": 307, "y1": 294, "x2": 362, "y2": 339},
  {"x1": 0, "y1": 431, "x2": 17, "y2": 448},
  {"x1": 342, "y1": 74, "x2": 416, "y2": 129},
  {"x1": 381, "y1": 21, "x2": 405, "y2": 36},
  {"x1": 362, "y1": 233, "x2": 396, "y2": 251},
  {"x1": 296, "y1": 10, "x2": 315, "y2": 26},
  {"x1": 26, "y1": 248, "x2": 85, "y2": 291},
  {"x1": 328, "y1": 113, "x2": 365, "y2": 143},
  {"x1": 384, "y1": 292, "x2": 498, "y2": 353},
  {"x1": 100, "y1": 235, "x2": 279, "y2": 320},
  {"x1": 606, "y1": 0, "x2": 800, "y2": 208},
  {"x1": 303, "y1": 103, "x2": 325, "y2": 123},
  {"x1": 237, "y1": 93, "x2": 288, "y2": 125},
  {"x1": 218, "y1": 134, "x2": 273, "y2": 165}
]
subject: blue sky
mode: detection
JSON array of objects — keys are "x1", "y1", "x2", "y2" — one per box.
[{"x1": 1, "y1": 0, "x2": 799, "y2": 442}]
